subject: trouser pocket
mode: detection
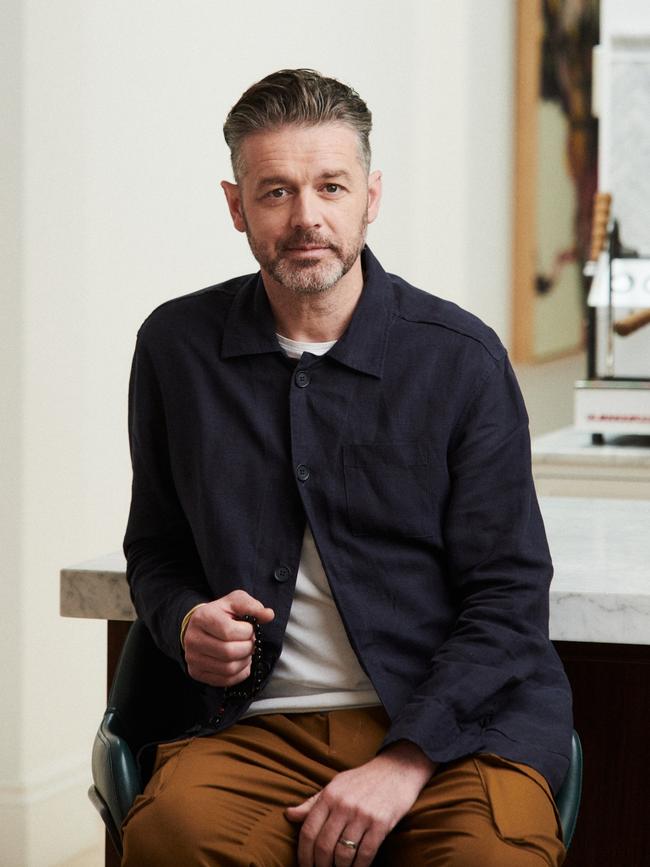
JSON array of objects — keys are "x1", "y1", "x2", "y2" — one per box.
[{"x1": 474, "y1": 753, "x2": 565, "y2": 863}]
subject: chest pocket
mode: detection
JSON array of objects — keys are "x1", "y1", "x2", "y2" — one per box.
[{"x1": 343, "y1": 442, "x2": 440, "y2": 539}]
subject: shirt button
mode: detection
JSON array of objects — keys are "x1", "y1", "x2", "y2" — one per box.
[
  {"x1": 296, "y1": 464, "x2": 310, "y2": 482},
  {"x1": 295, "y1": 370, "x2": 311, "y2": 388},
  {"x1": 273, "y1": 565, "x2": 291, "y2": 583}
]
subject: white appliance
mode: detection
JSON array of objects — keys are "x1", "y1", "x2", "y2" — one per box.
[{"x1": 574, "y1": 33, "x2": 650, "y2": 441}]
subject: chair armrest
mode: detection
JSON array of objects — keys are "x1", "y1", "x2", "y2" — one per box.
[
  {"x1": 91, "y1": 708, "x2": 143, "y2": 832},
  {"x1": 555, "y1": 729, "x2": 583, "y2": 848}
]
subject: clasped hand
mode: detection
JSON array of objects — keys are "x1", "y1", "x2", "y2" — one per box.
[{"x1": 183, "y1": 590, "x2": 274, "y2": 687}]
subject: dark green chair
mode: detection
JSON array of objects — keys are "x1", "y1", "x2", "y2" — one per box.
[{"x1": 89, "y1": 620, "x2": 583, "y2": 857}]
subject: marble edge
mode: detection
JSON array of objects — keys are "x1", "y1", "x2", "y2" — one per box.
[
  {"x1": 58, "y1": 586, "x2": 650, "y2": 646},
  {"x1": 549, "y1": 590, "x2": 650, "y2": 644},
  {"x1": 60, "y1": 544, "x2": 650, "y2": 644},
  {"x1": 59, "y1": 551, "x2": 126, "y2": 575},
  {"x1": 60, "y1": 566, "x2": 134, "y2": 621},
  {"x1": 60, "y1": 566, "x2": 126, "y2": 580},
  {"x1": 550, "y1": 588, "x2": 650, "y2": 608}
]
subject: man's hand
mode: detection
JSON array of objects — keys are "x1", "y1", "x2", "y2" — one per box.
[
  {"x1": 285, "y1": 740, "x2": 436, "y2": 867},
  {"x1": 183, "y1": 590, "x2": 274, "y2": 687}
]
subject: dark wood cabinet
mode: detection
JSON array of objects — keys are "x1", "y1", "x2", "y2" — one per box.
[{"x1": 555, "y1": 641, "x2": 650, "y2": 866}]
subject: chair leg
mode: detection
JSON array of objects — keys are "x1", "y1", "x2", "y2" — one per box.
[
  {"x1": 88, "y1": 785, "x2": 123, "y2": 860},
  {"x1": 105, "y1": 828, "x2": 122, "y2": 867}
]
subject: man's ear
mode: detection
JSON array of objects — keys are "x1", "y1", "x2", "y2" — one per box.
[
  {"x1": 221, "y1": 181, "x2": 247, "y2": 233},
  {"x1": 367, "y1": 170, "x2": 382, "y2": 225}
]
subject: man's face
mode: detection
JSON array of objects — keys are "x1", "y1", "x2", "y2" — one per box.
[{"x1": 222, "y1": 123, "x2": 381, "y2": 295}]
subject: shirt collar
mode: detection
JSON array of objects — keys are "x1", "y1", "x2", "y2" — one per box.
[{"x1": 221, "y1": 246, "x2": 394, "y2": 379}]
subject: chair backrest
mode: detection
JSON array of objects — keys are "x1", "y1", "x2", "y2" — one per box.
[{"x1": 106, "y1": 620, "x2": 207, "y2": 774}]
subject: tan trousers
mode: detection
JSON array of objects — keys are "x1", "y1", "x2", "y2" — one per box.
[{"x1": 121, "y1": 707, "x2": 565, "y2": 867}]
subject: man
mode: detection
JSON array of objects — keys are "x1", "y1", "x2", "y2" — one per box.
[{"x1": 122, "y1": 69, "x2": 572, "y2": 866}]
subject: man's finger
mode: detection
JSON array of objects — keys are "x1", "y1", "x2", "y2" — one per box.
[
  {"x1": 192, "y1": 659, "x2": 251, "y2": 688},
  {"x1": 188, "y1": 608, "x2": 250, "y2": 642},
  {"x1": 295, "y1": 795, "x2": 330, "y2": 867},
  {"x1": 349, "y1": 825, "x2": 386, "y2": 867},
  {"x1": 192, "y1": 597, "x2": 273, "y2": 641},
  {"x1": 225, "y1": 591, "x2": 275, "y2": 625},
  {"x1": 284, "y1": 792, "x2": 319, "y2": 823},
  {"x1": 191, "y1": 636, "x2": 254, "y2": 662}
]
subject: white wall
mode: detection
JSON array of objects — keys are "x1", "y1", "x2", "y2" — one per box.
[
  {"x1": 3, "y1": 1, "x2": 516, "y2": 862},
  {"x1": 1, "y1": 0, "x2": 27, "y2": 860},
  {"x1": 601, "y1": 0, "x2": 650, "y2": 35}
]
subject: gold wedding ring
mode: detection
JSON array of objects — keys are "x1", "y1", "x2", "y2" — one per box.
[{"x1": 337, "y1": 837, "x2": 358, "y2": 850}]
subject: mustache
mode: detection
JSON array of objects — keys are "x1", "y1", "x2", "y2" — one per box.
[{"x1": 278, "y1": 231, "x2": 336, "y2": 252}]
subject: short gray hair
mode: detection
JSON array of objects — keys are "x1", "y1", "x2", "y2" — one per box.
[{"x1": 223, "y1": 68, "x2": 372, "y2": 180}]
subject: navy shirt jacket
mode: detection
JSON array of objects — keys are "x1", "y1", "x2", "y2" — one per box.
[{"x1": 124, "y1": 247, "x2": 573, "y2": 794}]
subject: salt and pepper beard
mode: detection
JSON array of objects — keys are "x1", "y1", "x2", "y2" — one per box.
[{"x1": 242, "y1": 213, "x2": 368, "y2": 295}]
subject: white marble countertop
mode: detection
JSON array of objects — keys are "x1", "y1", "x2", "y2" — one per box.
[
  {"x1": 60, "y1": 496, "x2": 650, "y2": 645},
  {"x1": 60, "y1": 549, "x2": 134, "y2": 621},
  {"x1": 541, "y1": 497, "x2": 649, "y2": 643}
]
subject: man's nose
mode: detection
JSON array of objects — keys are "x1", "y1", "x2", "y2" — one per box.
[{"x1": 289, "y1": 191, "x2": 321, "y2": 229}]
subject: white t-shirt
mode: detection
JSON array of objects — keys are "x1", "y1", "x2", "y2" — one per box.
[{"x1": 243, "y1": 334, "x2": 381, "y2": 717}]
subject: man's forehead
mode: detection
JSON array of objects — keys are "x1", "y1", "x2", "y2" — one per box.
[{"x1": 239, "y1": 123, "x2": 364, "y2": 181}]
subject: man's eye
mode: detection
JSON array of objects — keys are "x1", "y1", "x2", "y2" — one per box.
[
  {"x1": 267, "y1": 188, "x2": 287, "y2": 199},
  {"x1": 324, "y1": 183, "x2": 341, "y2": 194}
]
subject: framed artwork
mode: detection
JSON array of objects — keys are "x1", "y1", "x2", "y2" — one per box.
[{"x1": 512, "y1": 0, "x2": 599, "y2": 362}]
